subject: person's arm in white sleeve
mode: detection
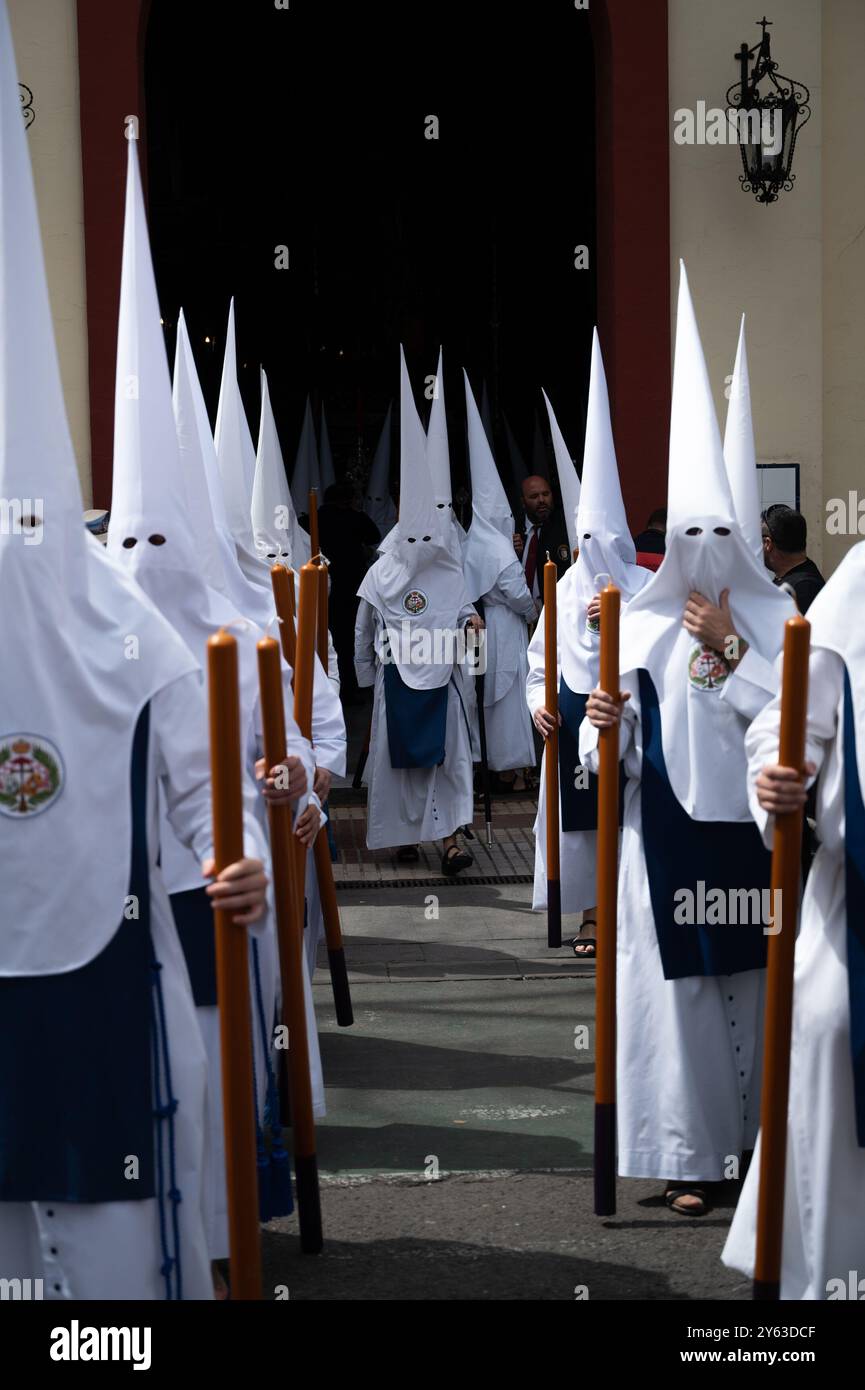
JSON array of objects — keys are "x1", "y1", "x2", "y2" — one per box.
[
  {"x1": 497, "y1": 558, "x2": 538, "y2": 622},
  {"x1": 355, "y1": 598, "x2": 378, "y2": 689},
  {"x1": 745, "y1": 646, "x2": 841, "y2": 847},
  {"x1": 579, "y1": 673, "x2": 639, "y2": 775},
  {"x1": 326, "y1": 629, "x2": 341, "y2": 690},
  {"x1": 721, "y1": 644, "x2": 780, "y2": 723},
  {"x1": 310, "y1": 653, "x2": 348, "y2": 780},
  {"x1": 155, "y1": 672, "x2": 270, "y2": 929},
  {"x1": 526, "y1": 618, "x2": 547, "y2": 715}
]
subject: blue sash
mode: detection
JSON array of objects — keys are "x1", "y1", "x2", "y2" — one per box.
[
  {"x1": 558, "y1": 678, "x2": 624, "y2": 832},
  {"x1": 171, "y1": 886, "x2": 217, "y2": 1007},
  {"x1": 638, "y1": 669, "x2": 770, "y2": 980},
  {"x1": 383, "y1": 664, "x2": 448, "y2": 768},
  {"x1": 842, "y1": 668, "x2": 865, "y2": 1147},
  {"x1": 0, "y1": 706, "x2": 155, "y2": 1202}
]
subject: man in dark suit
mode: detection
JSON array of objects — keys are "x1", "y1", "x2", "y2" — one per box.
[{"x1": 513, "y1": 475, "x2": 572, "y2": 604}]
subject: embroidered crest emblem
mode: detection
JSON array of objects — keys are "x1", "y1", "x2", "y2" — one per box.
[
  {"x1": 557, "y1": 544, "x2": 570, "y2": 563},
  {"x1": 586, "y1": 614, "x2": 601, "y2": 635},
  {"x1": 688, "y1": 644, "x2": 731, "y2": 692},
  {"x1": 0, "y1": 734, "x2": 64, "y2": 817},
  {"x1": 403, "y1": 589, "x2": 428, "y2": 616}
]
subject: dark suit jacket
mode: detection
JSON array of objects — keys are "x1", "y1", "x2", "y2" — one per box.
[{"x1": 521, "y1": 507, "x2": 573, "y2": 581}]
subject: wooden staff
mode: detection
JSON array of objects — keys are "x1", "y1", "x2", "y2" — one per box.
[
  {"x1": 594, "y1": 584, "x2": 621, "y2": 1217},
  {"x1": 753, "y1": 613, "x2": 810, "y2": 1300},
  {"x1": 257, "y1": 634, "x2": 322, "y2": 1254},
  {"x1": 544, "y1": 557, "x2": 561, "y2": 949},
  {"x1": 206, "y1": 630, "x2": 263, "y2": 1299},
  {"x1": 294, "y1": 563, "x2": 354, "y2": 1027},
  {"x1": 307, "y1": 489, "x2": 330, "y2": 664}
]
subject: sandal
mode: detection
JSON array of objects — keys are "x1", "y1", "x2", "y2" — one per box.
[
  {"x1": 570, "y1": 919, "x2": 597, "y2": 958},
  {"x1": 664, "y1": 1183, "x2": 708, "y2": 1216},
  {"x1": 442, "y1": 845, "x2": 473, "y2": 877},
  {"x1": 396, "y1": 845, "x2": 420, "y2": 863}
]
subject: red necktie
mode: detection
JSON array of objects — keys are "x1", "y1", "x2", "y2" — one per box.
[{"x1": 524, "y1": 526, "x2": 539, "y2": 596}]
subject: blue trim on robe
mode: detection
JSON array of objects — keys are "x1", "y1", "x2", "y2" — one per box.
[
  {"x1": 383, "y1": 663, "x2": 448, "y2": 769},
  {"x1": 638, "y1": 669, "x2": 770, "y2": 980},
  {"x1": 842, "y1": 668, "x2": 865, "y2": 1147},
  {"x1": 0, "y1": 705, "x2": 155, "y2": 1202},
  {"x1": 171, "y1": 887, "x2": 217, "y2": 1007},
  {"x1": 558, "y1": 679, "x2": 624, "y2": 833}
]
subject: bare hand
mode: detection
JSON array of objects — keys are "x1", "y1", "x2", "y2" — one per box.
[
  {"x1": 295, "y1": 802, "x2": 322, "y2": 846},
  {"x1": 313, "y1": 766, "x2": 332, "y2": 801},
  {"x1": 202, "y1": 856, "x2": 268, "y2": 926},
  {"x1": 465, "y1": 614, "x2": 486, "y2": 633},
  {"x1": 755, "y1": 762, "x2": 817, "y2": 815},
  {"x1": 682, "y1": 589, "x2": 747, "y2": 667},
  {"x1": 255, "y1": 755, "x2": 308, "y2": 804},
  {"x1": 587, "y1": 594, "x2": 601, "y2": 624},
  {"x1": 586, "y1": 686, "x2": 630, "y2": 729},
  {"x1": 533, "y1": 705, "x2": 561, "y2": 739},
  {"x1": 513, "y1": 532, "x2": 524, "y2": 558}
]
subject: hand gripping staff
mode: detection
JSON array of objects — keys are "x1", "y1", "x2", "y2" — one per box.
[
  {"x1": 206, "y1": 629, "x2": 263, "y2": 1298},
  {"x1": 594, "y1": 584, "x2": 620, "y2": 1217},
  {"x1": 256, "y1": 631, "x2": 323, "y2": 1255},
  {"x1": 544, "y1": 556, "x2": 562, "y2": 948},
  {"x1": 753, "y1": 613, "x2": 810, "y2": 1300},
  {"x1": 289, "y1": 563, "x2": 354, "y2": 1026}
]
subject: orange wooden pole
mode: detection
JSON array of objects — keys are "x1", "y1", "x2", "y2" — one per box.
[
  {"x1": 753, "y1": 613, "x2": 811, "y2": 1299},
  {"x1": 271, "y1": 564, "x2": 296, "y2": 668},
  {"x1": 294, "y1": 564, "x2": 353, "y2": 1025},
  {"x1": 308, "y1": 489, "x2": 320, "y2": 565},
  {"x1": 544, "y1": 558, "x2": 561, "y2": 949},
  {"x1": 594, "y1": 584, "x2": 621, "y2": 1217},
  {"x1": 206, "y1": 630, "x2": 262, "y2": 1299},
  {"x1": 256, "y1": 635, "x2": 322, "y2": 1253}
]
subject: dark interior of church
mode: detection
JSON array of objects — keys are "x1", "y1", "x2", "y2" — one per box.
[{"x1": 144, "y1": 0, "x2": 596, "y2": 504}]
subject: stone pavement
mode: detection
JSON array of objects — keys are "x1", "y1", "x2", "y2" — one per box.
[{"x1": 262, "y1": 875, "x2": 749, "y2": 1300}]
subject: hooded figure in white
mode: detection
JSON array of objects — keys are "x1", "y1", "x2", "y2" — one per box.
[
  {"x1": 528, "y1": 335, "x2": 651, "y2": 927},
  {"x1": 355, "y1": 348, "x2": 479, "y2": 861},
  {"x1": 722, "y1": 540, "x2": 865, "y2": 1297},
  {"x1": 463, "y1": 372, "x2": 536, "y2": 772},
  {"x1": 579, "y1": 265, "x2": 795, "y2": 1204},
  {"x1": 426, "y1": 348, "x2": 468, "y2": 562},
  {"x1": 365, "y1": 402, "x2": 396, "y2": 540},
  {"x1": 252, "y1": 368, "x2": 312, "y2": 570},
  {"x1": 291, "y1": 396, "x2": 319, "y2": 517},
  {"x1": 108, "y1": 138, "x2": 325, "y2": 1262},
  {"x1": 0, "y1": 8, "x2": 244, "y2": 1299}
]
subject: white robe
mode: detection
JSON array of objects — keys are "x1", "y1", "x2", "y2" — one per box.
[
  {"x1": 527, "y1": 585, "x2": 597, "y2": 916},
  {"x1": 355, "y1": 598, "x2": 477, "y2": 849},
  {"x1": 578, "y1": 646, "x2": 779, "y2": 1180},
  {"x1": 723, "y1": 647, "x2": 865, "y2": 1298},
  {"x1": 477, "y1": 558, "x2": 536, "y2": 772},
  {"x1": 0, "y1": 674, "x2": 225, "y2": 1300}
]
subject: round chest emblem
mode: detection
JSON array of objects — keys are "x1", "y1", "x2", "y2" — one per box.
[
  {"x1": 403, "y1": 589, "x2": 428, "y2": 616},
  {"x1": 557, "y1": 544, "x2": 570, "y2": 563},
  {"x1": 586, "y1": 614, "x2": 601, "y2": 636},
  {"x1": 688, "y1": 644, "x2": 731, "y2": 692},
  {"x1": 0, "y1": 734, "x2": 64, "y2": 818}
]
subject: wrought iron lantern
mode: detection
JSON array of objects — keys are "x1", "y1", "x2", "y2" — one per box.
[{"x1": 726, "y1": 17, "x2": 811, "y2": 205}]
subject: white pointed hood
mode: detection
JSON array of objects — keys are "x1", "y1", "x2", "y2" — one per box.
[
  {"x1": 319, "y1": 404, "x2": 336, "y2": 491},
  {"x1": 557, "y1": 331, "x2": 651, "y2": 692},
  {"x1": 463, "y1": 371, "x2": 521, "y2": 602},
  {"x1": 723, "y1": 315, "x2": 763, "y2": 562},
  {"x1": 365, "y1": 402, "x2": 396, "y2": 538},
  {"x1": 618, "y1": 262, "x2": 794, "y2": 819},
  {"x1": 542, "y1": 388, "x2": 581, "y2": 558},
  {"x1": 357, "y1": 347, "x2": 471, "y2": 689},
  {"x1": 171, "y1": 310, "x2": 225, "y2": 593},
  {"x1": 290, "y1": 397, "x2": 319, "y2": 515},
  {"x1": 252, "y1": 369, "x2": 311, "y2": 567},
  {"x1": 172, "y1": 311, "x2": 272, "y2": 625},
  {"x1": 426, "y1": 347, "x2": 466, "y2": 558},
  {"x1": 480, "y1": 379, "x2": 494, "y2": 450},
  {"x1": 214, "y1": 300, "x2": 270, "y2": 590},
  {"x1": 108, "y1": 143, "x2": 269, "y2": 893},
  {"x1": 805, "y1": 539, "x2": 865, "y2": 792},
  {"x1": 0, "y1": 34, "x2": 196, "y2": 980}
]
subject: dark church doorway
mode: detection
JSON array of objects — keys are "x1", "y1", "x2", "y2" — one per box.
[{"x1": 143, "y1": 1, "x2": 596, "y2": 509}]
